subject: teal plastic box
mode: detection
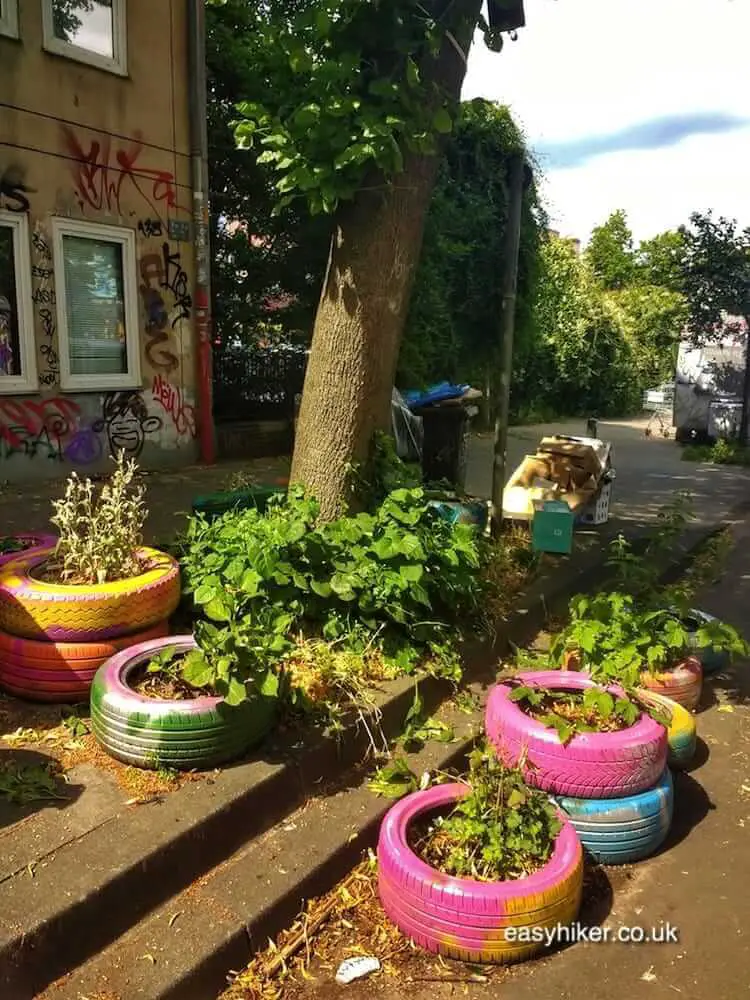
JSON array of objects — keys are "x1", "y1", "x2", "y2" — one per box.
[{"x1": 531, "y1": 499, "x2": 574, "y2": 554}]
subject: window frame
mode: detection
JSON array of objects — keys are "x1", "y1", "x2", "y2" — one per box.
[
  {"x1": 0, "y1": 0, "x2": 19, "y2": 39},
  {"x1": 51, "y1": 217, "x2": 141, "y2": 392},
  {"x1": 0, "y1": 211, "x2": 38, "y2": 394},
  {"x1": 42, "y1": 0, "x2": 127, "y2": 76}
]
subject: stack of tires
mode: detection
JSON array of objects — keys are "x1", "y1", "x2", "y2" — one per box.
[
  {"x1": 0, "y1": 537, "x2": 180, "y2": 703},
  {"x1": 486, "y1": 672, "x2": 675, "y2": 866}
]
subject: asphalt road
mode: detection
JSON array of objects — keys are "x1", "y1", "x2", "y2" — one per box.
[{"x1": 466, "y1": 417, "x2": 750, "y2": 527}]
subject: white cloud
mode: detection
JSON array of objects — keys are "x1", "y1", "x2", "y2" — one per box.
[{"x1": 463, "y1": 0, "x2": 750, "y2": 242}]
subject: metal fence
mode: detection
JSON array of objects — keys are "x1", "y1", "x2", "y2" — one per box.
[{"x1": 212, "y1": 345, "x2": 308, "y2": 423}]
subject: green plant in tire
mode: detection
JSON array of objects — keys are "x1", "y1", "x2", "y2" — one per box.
[
  {"x1": 507, "y1": 682, "x2": 641, "y2": 745},
  {"x1": 178, "y1": 597, "x2": 293, "y2": 707},
  {"x1": 555, "y1": 592, "x2": 745, "y2": 685},
  {"x1": 180, "y1": 486, "x2": 482, "y2": 681},
  {"x1": 411, "y1": 746, "x2": 562, "y2": 883}
]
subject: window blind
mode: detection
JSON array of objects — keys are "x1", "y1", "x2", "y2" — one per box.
[{"x1": 62, "y1": 234, "x2": 127, "y2": 376}]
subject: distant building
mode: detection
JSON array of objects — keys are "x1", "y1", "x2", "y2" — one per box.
[{"x1": 0, "y1": 1, "x2": 207, "y2": 482}]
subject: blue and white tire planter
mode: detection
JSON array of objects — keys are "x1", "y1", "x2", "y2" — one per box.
[
  {"x1": 553, "y1": 769, "x2": 674, "y2": 865},
  {"x1": 679, "y1": 608, "x2": 730, "y2": 676}
]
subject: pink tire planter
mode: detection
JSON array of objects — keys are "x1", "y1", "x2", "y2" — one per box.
[
  {"x1": 377, "y1": 783, "x2": 583, "y2": 964},
  {"x1": 0, "y1": 534, "x2": 57, "y2": 570},
  {"x1": 90, "y1": 636, "x2": 277, "y2": 770},
  {"x1": 486, "y1": 671, "x2": 667, "y2": 798},
  {"x1": 640, "y1": 656, "x2": 702, "y2": 711}
]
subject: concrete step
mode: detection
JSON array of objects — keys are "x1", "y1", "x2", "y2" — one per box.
[{"x1": 41, "y1": 701, "x2": 481, "y2": 1000}]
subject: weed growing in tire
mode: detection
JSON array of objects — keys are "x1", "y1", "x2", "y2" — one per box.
[
  {"x1": 50, "y1": 452, "x2": 147, "y2": 584},
  {"x1": 507, "y1": 682, "x2": 640, "y2": 744},
  {"x1": 410, "y1": 747, "x2": 561, "y2": 882}
]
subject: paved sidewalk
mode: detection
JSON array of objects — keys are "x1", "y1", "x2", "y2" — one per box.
[{"x1": 0, "y1": 455, "x2": 290, "y2": 545}]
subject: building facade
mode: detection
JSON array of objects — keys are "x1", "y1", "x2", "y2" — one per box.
[{"x1": 0, "y1": 0, "x2": 204, "y2": 481}]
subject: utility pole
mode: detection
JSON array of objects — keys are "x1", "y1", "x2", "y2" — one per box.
[
  {"x1": 491, "y1": 150, "x2": 526, "y2": 535},
  {"x1": 188, "y1": 0, "x2": 216, "y2": 464}
]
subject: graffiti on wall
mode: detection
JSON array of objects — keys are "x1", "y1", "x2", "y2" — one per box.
[
  {"x1": 60, "y1": 126, "x2": 188, "y2": 220},
  {"x1": 139, "y1": 242, "x2": 192, "y2": 373},
  {"x1": 0, "y1": 397, "x2": 83, "y2": 461},
  {"x1": 0, "y1": 164, "x2": 34, "y2": 213},
  {"x1": 152, "y1": 374, "x2": 196, "y2": 439},
  {"x1": 31, "y1": 225, "x2": 60, "y2": 387},
  {"x1": 0, "y1": 391, "x2": 165, "y2": 464},
  {"x1": 138, "y1": 218, "x2": 163, "y2": 238},
  {"x1": 92, "y1": 391, "x2": 162, "y2": 460}
]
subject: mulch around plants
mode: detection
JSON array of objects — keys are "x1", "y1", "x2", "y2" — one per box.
[{"x1": 219, "y1": 855, "x2": 635, "y2": 1000}]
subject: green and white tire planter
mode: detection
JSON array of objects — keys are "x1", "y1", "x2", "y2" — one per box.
[{"x1": 90, "y1": 635, "x2": 276, "y2": 770}]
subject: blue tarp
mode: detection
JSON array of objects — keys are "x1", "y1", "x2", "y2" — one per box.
[{"x1": 403, "y1": 382, "x2": 469, "y2": 410}]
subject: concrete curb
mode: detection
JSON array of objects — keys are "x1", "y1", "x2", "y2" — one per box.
[{"x1": 2, "y1": 517, "x2": 725, "y2": 998}]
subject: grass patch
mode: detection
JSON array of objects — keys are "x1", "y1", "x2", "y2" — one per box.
[{"x1": 682, "y1": 439, "x2": 750, "y2": 466}]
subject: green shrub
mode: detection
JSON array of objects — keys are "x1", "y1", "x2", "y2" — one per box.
[{"x1": 179, "y1": 487, "x2": 482, "y2": 677}]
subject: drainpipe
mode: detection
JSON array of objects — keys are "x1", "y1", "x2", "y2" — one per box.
[{"x1": 187, "y1": 0, "x2": 216, "y2": 463}]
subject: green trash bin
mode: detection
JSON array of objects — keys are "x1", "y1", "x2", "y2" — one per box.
[
  {"x1": 191, "y1": 485, "x2": 286, "y2": 522},
  {"x1": 531, "y1": 499, "x2": 574, "y2": 555}
]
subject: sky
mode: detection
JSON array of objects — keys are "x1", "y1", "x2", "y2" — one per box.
[{"x1": 462, "y1": 0, "x2": 750, "y2": 246}]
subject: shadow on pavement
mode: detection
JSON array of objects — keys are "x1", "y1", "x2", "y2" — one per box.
[{"x1": 0, "y1": 747, "x2": 84, "y2": 832}]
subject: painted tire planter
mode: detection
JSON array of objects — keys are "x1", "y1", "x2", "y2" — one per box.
[
  {"x1": 486, "y1": 671, "x2": 667, "y2": 799},
  {"x1": 636, "y1": 689, "x2": 697, "y2": 770},
  {"x1": 676, "y1": 608, "x2": 730, "y2": 676},
  {"x1": 0, "y1": 546, "x2": 180, "y2": 642},
  {"x1": 90, "y1": 635, "x2": 277, "y2": 770},
  {"x1": 0, "y1": 620, "x2": 170, "y2": 703},
  {"x1": 0, "y1": 534, "x2": 57, "y2": 571},
  {"x1": 554, "y1": 769, "x2": 673, "y2": 865},
  {"x1": 640, "y1": 656, "x2": 702, "y2": 711},
  {"x1": 377, "y1": 783, "x2": 583, "y2": 964}
]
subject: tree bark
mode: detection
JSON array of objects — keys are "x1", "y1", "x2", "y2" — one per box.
[
  {"x1": 290, "y1": 0, "x2": 483, "y2": 520},
  {"x1": 741, "y1": 316, "x2": 750, "y2": 445}
]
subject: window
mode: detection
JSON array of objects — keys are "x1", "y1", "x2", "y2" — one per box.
[
  {"x1": 0, "y1": 213, "x2": 37, "y2": 393},
  {"x1": 42, "y1": 0, "x2": 127, "y2": 75},
  {"x1": 51, "y1": 219, "x2": 140, "y2": 391},
  {"x1": 0, "y1": 0, "x2": 19, "y2": 39}
]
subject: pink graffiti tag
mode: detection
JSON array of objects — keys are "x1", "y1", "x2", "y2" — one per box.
[
  {"x1": 61, "y1": 126, "x2": 188, "y2": 219},
  {"x1": 152, "y1": 375, "x2": 196, "y2": 438}
]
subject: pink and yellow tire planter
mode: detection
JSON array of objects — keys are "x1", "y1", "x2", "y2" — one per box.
[
  {"x1": 640, "y1": 656, "x2": 703, "y2": 711},
  {"x1": 0, "y1": 542, "x2": 180, "y2": 703},
  {"x1": 377, "y1": 783, "x2": 583, "y2": 964}
]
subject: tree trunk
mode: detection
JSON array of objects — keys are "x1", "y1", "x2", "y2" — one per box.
[
  {"x1": 740, "y1": 318, "x2": 750, "y2": 446},
  {"x1": 290, "y1": 0, "x2": 483, "y2": 520}
]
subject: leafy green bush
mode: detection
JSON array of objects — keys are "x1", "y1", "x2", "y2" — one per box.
[
  {"x1": 180, "y1": 487, "x2": 482, "y2": 681},
  {"x1": 551, "y1": 591, "x2": 746, "y2": 689}
]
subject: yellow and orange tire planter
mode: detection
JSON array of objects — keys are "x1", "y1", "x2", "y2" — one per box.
[
  {"x1": 377, "y1": 783, "x2": 583, "y2": 964},
  {"x1": 637, "y1": 688, "x2": 698, "y2": 769},
  {"x1": 0, "y1": 547, "x2": 180, "y2": 643}
]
